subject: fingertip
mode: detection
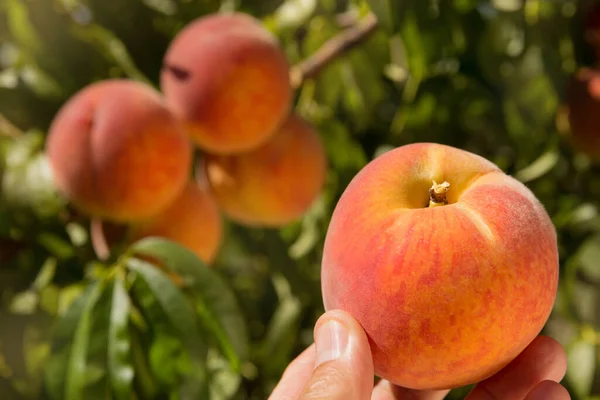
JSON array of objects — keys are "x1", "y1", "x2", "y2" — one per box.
[
  {"x1": 526, "y1": 336, "x2": 568, "y2": 382},
  {"x1": 466, "y1": 335, "x2": 569, "y2": 400},
  {"x1": 315, "y1": 309, "x2": 366, "y2": 338},
  {"x1": 315, "y1": 309, "x2": 373, "y2": 359},
  {"x1": 298, "y1": 309, "x2": 375, "y2": 400},
  {"x1": 524, "y1": 380, "x2": 571, "y2": 400}
]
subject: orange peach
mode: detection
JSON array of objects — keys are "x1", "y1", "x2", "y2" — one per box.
[
  {"x1": 161, "y1": 12, "x2": 292, "y2": 155},
  {"x1": 566, "y1": 67, "x2": 600, "y2": 161},
  {"x1": 129, "y1": 181, "x2": 223, "y2": 264},
  {"x1": 321, "y1": 143, "x2": 559, "y2": 390},
  {"x1": 204, "y1": 114, "x2": 326, "y2": 227},
  {"x1": 46, "y1": 79, "x2": 192, "y2": 223}
]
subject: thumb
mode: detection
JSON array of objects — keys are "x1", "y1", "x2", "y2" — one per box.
[{"x1": 299, "y1": 309, "x2": 374, "y2": 400}]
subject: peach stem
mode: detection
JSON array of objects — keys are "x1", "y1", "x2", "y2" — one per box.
[
  {"x1": 428, "y1": 180, "x2": 450, "y2": 208},
  {"x1": 90, "y1": 218, "x2": 111, "y2": 261}
]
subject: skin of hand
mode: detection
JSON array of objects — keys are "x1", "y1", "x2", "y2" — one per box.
[{"x1": 268, "y1": 309, "x2": 571, "y2": 400}]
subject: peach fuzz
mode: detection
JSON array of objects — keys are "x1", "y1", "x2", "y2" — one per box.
[
  {"x1": 566, "y1": 67, "x2": 600, "y2": 161},
  {"x1": 161, "y1": 12, "x2": 292, "y2": 155},
  {"x1": 321, "y1": 143, "x2": 559, "y2": 390},
  {"x1": 204, "y1": 114, "x2": 327, "y2": 227},
  {"x1": 46, "y1": 79, "x2": 192, "y2": 223},
  {"x1": 128, "y1": 181, "x2": 223, "y2": 264}
]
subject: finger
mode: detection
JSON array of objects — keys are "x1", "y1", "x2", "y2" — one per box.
[
  {"x1": 298, "y1": 309, "x2": 375, "y2": 400},
  {"x1": 466, "y1": 336, "x2": 567, "y2": 400},
  {"x1": 268, "y1": 345, "x2": 316, "y2": 400},
  {"x1": 371, "y1": 380, "x2": 449, "y2": 400},
  {"x1": 524, "y1": 381, "x2": 571, "y2": 400}
]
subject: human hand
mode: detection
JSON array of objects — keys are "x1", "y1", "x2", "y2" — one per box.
[{"x1": 269, "y1": 310, "x2": 570, "y2": 400}]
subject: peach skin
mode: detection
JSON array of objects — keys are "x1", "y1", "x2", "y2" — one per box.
[
  {"x1": 204, "y1": 114, "x2": 327, "y2": 227},
  {"x1": 128, "y1": 181, "x2": 223, "y2": 264},
  {"x1": 46, "y1": 79, "x2": 192, "y2": 223},
  {"x1": 321, "y1": 143, "x2": 559, "y2": 390},
  {"x1": 161, "y1": 12, "x2": 292, "y2": 155}
]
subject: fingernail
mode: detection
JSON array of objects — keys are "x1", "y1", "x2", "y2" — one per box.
[{"x1": 315, "y1": 319, "x2": 349, "y2": 367}]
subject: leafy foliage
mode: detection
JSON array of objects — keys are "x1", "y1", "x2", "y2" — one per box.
[{"x1": 1, "y1": 0, "x2": 600, "y2": 399}]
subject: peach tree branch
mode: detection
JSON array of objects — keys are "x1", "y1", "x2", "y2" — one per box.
[{"x1": 290, "y1": 12, "x2": 379, "y2": 89}]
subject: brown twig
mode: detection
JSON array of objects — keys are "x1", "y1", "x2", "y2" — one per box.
[
  {"x1": 290, "y1": 12, "x2": 379, "y2": 89},
  {"x1": 335, "y1": 10, "x2": 361, "y2": 28},
  {"x1": 0, "y1": 114, "x2": 25, "y2": 138}
]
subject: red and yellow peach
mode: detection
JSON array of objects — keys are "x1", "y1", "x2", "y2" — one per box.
[
  {"x1": 46, "y1": 79, "x2": 192, "y2": 223},
  {"x1": 321, "y1": 143, "x2": 559, "y2": 390},
  {"x1": 129, "y1": 181, "x2": 223, "y2": 264},
  {"x1": 205, "y1": 114, "x2": 327, "y2": 227},
  {"x1": 161, "y1": 12, "x2": 292, "y2": 155}
]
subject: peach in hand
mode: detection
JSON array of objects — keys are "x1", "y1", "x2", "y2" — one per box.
[
  {"x1": 205, "y1": 114, "x2": 327, "y2": 227},
  {"x1": 128, "y1": 181, "x2": 223, "y2": 264},
  {"x1": 161, "y1": 12, "x2": 292, "y2": 155},
  {"x1": 46, "y1": 79, "x2": 192, "y2": 223},
  {"x1": 321, "y1": 143, "x2": 559, "y2": 390}
]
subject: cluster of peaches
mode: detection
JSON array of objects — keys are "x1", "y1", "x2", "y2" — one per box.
[{"x1": 45, "y1": 12, "x2": 327, "y2": 264}]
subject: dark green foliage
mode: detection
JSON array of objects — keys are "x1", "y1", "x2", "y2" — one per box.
[{"x1": 1, "y1": 0, "x2": 599, "y2": 399}]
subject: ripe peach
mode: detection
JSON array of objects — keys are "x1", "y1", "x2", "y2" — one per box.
[
  {"x1": 321, "y1": 143, "x2": 559, "y2": 390},
  {"x1": 46, "y1": 79, "x2": 192, "y2": 223},
  {"x1": 129, "y1": 181, "x2": 223, "y2": 264},
  {"x1": 204, "y1": 114, "x2": 326, "y2": 227},
  {"x1": 161, "y1": 12, "x2": 292, "y2": 155},
  {"x1": 566, "y1": 67, "x2": 600, "y2": 161}
]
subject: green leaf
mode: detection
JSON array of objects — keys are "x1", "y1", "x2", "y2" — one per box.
[
  {"x1": 19, "y1": 64, "x2": 64, "y2": 99},
  {"x1": 108, "y1": 279, "x2": 133, "y2": 400},
  {"x1": 453, "y1": 0, "x2": 479, "y2": 12},
  {"x1": 272, "y1": 0, "x2": 317, "y2": 30},
  {"x1": 566, "y1": 339, "x2": 596, "y2": 398},
  {"x1": 347, "y1": 45, "x2": 387, "y2": 104},
  {"x1": 320, "y1": 119, "x2": 368, "y2": 173},
  {"x1": 208, "y1": 348, "x2": 241, "y2": 400},
  {"x1": 2, "y1": 151, "x2": 66, "y2": 218},
  {"x1": 366, "y1": 0, "x2": 404, "y2": 33},
  {"x1": 40, "y1": 284, "x2": 60, "y2": 315},
  {"x1": 65, "y1": 281, "x2": 104, "y2": 400},
  {"x1": 570, "y1": 280, "x2": 600, "y2": 326},
  {"x1": 258, "y1": 295, "x2": 303, "y2": 379},
  {"x1": 83, "y1": 363, "x2": 106, "y2": 387},
  {"x1": 126, "y1": 257, "x2": 209, "y2": 398},
  {"x1": 54, "y1": 284, "x2": 94, "y2": 340},
  {"x1": 8, "y1": 290, "x2": 38, "y2": 315},
  {"x1": 397, "y1": 11, "x2": 428, "y2": 102},
  {"x1": 32, "y1": 257, "x2": 57, "y2": 291},
  {"x1": 578, "y1": 235, "x2": 600, "y2": 282},
  {"x1": 130, "y1": 238, "x2": 249, "y2": 369},
  {"x1": 514, "y1": 150, "x2": 559, "y2": 183},
  {"x1": 69, "y1": 23, "x2": 152, "y2": 85},
  {"x1": 149, "y1": 331, "x2": 186, "y2": 386},
  {"x1": 37, "y1": 232, "x2": 74, "y2": 260},
  {"x1": 4, "y1": 0, "x2": 42, "y2": 53},
  {"x1": 44, "y1": 347, "x2": 70, "y2": 400},
  {"x1": 127, "y1": 257, "x2": 200, "y2": 341}
]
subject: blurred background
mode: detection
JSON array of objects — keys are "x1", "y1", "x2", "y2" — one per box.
[{"x1": 1, "y1": 0, "x2": 600, "y2": 399}]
